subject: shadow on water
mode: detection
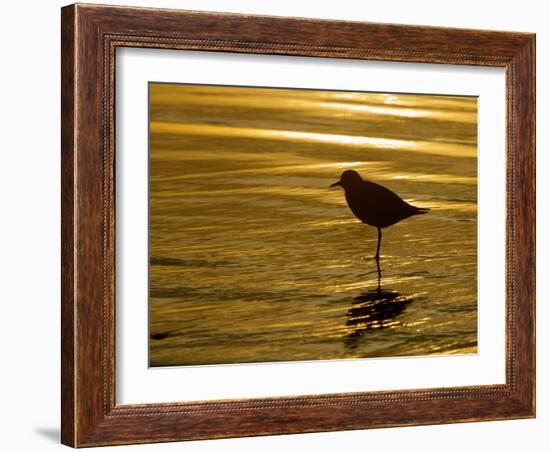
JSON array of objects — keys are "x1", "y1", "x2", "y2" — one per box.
[{"x1": 344, "y1": 287, "x2": 414, "y2": 351}]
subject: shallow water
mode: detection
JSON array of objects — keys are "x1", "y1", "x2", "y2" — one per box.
[{"x1": 148, "y1": 83, "x2": 478, "y2": 367}]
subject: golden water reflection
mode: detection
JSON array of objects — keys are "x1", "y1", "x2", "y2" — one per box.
[{"x1": 148, "y1": 83, "x2": 478, "y2": 367}]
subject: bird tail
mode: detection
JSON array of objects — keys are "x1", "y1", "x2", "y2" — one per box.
[{"x1": 416, "y1": 207, "x2": 430, "y2": 215}]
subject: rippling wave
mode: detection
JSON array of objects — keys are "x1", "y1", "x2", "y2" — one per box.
[{"x1": 148, "y1": 83, "x2": 478, "y2": 367}]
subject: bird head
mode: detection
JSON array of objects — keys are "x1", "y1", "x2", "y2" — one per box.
[{"x1": 330, "y1": 170, "x2": 363, "y2": 189}]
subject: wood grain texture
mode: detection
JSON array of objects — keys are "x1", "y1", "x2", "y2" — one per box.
[
  {"x1": 60, "y1": 5, "x2": 76, "y2": 446},
  {"x1": 60, "y1": 3, "x2": 536, "y2": 447}
]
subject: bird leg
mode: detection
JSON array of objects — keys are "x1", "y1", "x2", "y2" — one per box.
[
  {"x1": 374, "y1": 227, "x2": 382, "y2": 261},
  {"x1": 375, "y1": 227, "x2": 382, "y2": 291},
  {"x1": 375, "y1": 258, "x2": 381, "y2": 292}
]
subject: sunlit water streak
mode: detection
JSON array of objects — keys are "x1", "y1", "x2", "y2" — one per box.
[
  {"x1": 148, "y1": 83, "x2": 478, "y2": 367},
  {"x1": 151, "y1": 121, "x2": 475, "y2": 157}
]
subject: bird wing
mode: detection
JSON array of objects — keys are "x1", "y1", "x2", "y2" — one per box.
[
  {"x1": 362, "y1": 180, "x2": 411, "y2": 208},
  {"x1": 347, "y1": 180, "x2": 417, "y2": 227}
]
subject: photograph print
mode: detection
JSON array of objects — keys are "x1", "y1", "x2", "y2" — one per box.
[{"x1": 148, "y1": 82, "x2": 478, "y2": 367}]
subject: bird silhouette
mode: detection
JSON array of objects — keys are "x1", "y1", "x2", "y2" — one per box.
[{"x1": 330, "y1": 169, "x2": 429, "y2": 284}]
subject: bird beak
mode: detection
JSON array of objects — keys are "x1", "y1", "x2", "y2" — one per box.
[{"x1": 330, "y1": 181, "x2": 341, "y2": 188}]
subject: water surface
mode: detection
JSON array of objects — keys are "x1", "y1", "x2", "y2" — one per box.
[{"x1": 148, "y1": 83, "x2": 478, "y2": 367}]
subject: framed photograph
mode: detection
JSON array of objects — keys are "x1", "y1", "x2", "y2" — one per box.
[{"x1": 61, "y1": 3, "x2": 535, "y2": 447}]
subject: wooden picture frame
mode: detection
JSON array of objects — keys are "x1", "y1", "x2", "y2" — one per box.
[{"x1": 61, "y1": 3, "x2": 535, "y2": 447}]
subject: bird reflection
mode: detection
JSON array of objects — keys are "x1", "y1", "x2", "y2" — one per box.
[{"x1": 344, "y1": 287, "x2": 414, "y2": 351}]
